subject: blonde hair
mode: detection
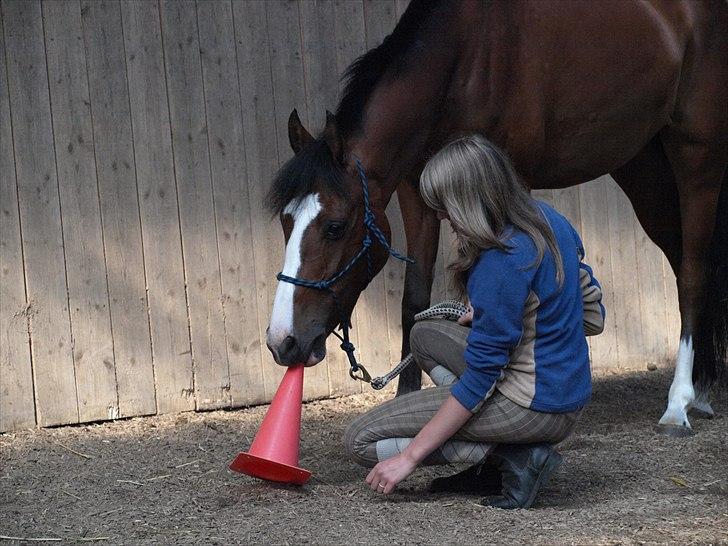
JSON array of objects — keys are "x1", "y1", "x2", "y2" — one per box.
[{"x1": 420, "y1": 134, "x2": 565, "y2": 297}]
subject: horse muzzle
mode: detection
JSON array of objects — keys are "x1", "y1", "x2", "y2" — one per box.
[{"x1": 266, "y1": 331, "x2": 327, "y2": 367}]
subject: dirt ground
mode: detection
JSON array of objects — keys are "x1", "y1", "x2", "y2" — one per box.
[{"x1": 1, "y1": 368, "x2": 726, "y2": 545}]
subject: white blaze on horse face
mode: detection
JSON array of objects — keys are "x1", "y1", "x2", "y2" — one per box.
[
  {"x1": 659, "y1": 336, "x2": 695, "y2": 429},
  {"x1": 268, "y1": 194, "x2": 322, "y2": 349}
]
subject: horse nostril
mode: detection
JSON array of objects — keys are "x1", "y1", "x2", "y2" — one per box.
[{"x1": 281, "y1": 335, "x2": 297, "y2": 354}]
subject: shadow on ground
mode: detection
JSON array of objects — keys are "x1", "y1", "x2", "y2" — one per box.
[{"x1": 1, "y1": 368, "x2": 726, "y2": 544}]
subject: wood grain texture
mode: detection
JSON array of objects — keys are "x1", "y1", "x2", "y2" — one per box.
[
  {"x1": 120, "y1": 0, "x2": 194, "y2": 413},
  {"x1": 80, "y1": 0, "x2": 156, "y2": 418},
  {"x1": 159, "y1": 0, "x2": 231, "y2": 410},
  {"x1": 579, "y1": 178, "x2": 619, "y2": 369},
  {"x1": 195, "y1": 0, "x2": 265, "y2": 406},
  {"x1": 3, "y1": 0, "x2": 79, "y2": 426},
  {"x1": 605, "y1": 179, "x2": 646, "y2": 367},
  {"x1": 232, "y1": 0, "x2": 287, "y2": 402},
  {"x1": 0, "y1": 11, "x2": 35, "y2": 430},
  {"x1": 43, "y1": 0, "x2": 118, "y2": 422},
  {"x1": 662, "y1": 255, "x2": 680, "y2": 357},
  {"x1": 633, "y1": 212, "x2": 671, "y2": 365}
]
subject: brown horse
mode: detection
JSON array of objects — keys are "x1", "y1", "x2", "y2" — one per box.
[{"x1": 265, "y1": 0, "x2": 727, "y2": 436}]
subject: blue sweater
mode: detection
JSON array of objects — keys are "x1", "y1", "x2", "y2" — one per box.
[{"x1": 451, "y1": 201, "x2": 604, "y2": 414}]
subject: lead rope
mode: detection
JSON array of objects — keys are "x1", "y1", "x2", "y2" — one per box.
[{"x1": 369, "y1": 300, "x2": 469, "y2": 390}]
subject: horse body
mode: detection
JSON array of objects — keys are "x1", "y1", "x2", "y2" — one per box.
[{"x1": 268, "y1": 0, "x2": 727, "y2": 435}]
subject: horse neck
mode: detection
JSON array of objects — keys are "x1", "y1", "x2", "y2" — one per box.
[{"x1": 345, "y1": 15, "x2": 465, "y2": 205}]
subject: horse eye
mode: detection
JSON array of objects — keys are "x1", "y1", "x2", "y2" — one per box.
[{"x1": 325, "y1": 221, "x2": 346, "y2": 240}]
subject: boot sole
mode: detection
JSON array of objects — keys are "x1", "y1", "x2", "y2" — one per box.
[{"x1": 522, "y1": 450, "x2": 563, "y2": 509}]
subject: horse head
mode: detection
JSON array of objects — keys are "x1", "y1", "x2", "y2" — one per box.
[{"x1": 265, "y1": 110, "x2": 395, "y2": 368}]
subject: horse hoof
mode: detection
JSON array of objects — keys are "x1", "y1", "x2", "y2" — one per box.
[{"x1": 657, "y1": 424, "x2": 694, "y2": 437}]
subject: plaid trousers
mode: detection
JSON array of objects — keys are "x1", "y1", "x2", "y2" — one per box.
[{"x1": 344, "y1": 320, "x2": 581, "y2": 468}]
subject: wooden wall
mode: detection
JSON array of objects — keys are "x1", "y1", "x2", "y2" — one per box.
[{"x1": 0, "y1": 0, "x2": 680, "y2": 433}]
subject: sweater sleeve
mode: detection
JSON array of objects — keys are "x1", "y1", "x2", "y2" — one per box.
[
  {"x1": 451, "y1": 249, "x2": 531, "y2": 412},
  {"x1": 568, "y1": 225, "x2": 606, "y2": 336},
  {"x1": 579, "y1": 260, "x2": 605, "y2": 336}
]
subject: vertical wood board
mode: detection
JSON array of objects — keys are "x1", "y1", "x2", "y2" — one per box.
[
  {"x1": 3, "y1": 0, "x2": 79, "y2": 426},
  {"x1": 120, "y1": 0, "x2": 194, "y2": 413},
  {"x1": 0, "y1": 11, "x2": 35, "y2": 430},
  {"x1": 80, "y1": 0, "x2": 157, "y2": 418}
]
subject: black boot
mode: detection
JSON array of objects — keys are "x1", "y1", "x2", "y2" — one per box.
[
  {"x1": 429, "y1": 459, "x2": 502, "y2": 495},
  {"x1": 480, "y1": 443, "x2": 563, "y2": 509}
]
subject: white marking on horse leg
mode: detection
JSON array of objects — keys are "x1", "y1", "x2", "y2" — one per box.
[
  {"x1": 659, "y1": 336, "x2": 695, "y2": 428},
  {"x1": 267, "y1": 194, "x2": 322, "y2": 349}
]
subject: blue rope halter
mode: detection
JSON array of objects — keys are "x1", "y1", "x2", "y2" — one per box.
[{"x1": 276, "y1": 156, "x2": 414, "y2": 382}]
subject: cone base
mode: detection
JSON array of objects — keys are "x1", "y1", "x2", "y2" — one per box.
[{"x1": 229, "y1": 452, "x2": 312, "y2": 485}]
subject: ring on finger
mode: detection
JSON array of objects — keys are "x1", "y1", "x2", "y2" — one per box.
[{"x1": 377, "y1": 483, "x2": 385, "y2": 489}]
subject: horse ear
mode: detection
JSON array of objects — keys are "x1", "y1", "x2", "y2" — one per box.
[
  {"x1": 324, "y1": 110, "x2": 343, "y2": 164},
  {"x1": 288, "y1": 109, "x2": 314, "y2": 154}
]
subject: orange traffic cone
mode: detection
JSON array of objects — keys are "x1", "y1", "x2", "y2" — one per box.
[{"x1": 229, "y1": 365, "x2": 311, "y2": 485}]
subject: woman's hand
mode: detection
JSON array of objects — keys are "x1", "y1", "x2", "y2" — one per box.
[
  {"x1": 364, "y1": 396, "x2": 472, "y2": 495},
  {"x1": 365, "y1": 453, "x2": 418, "y2": 495},
  {"x1": 457, "y1": 304, "x2": 474, "y2": 326}
]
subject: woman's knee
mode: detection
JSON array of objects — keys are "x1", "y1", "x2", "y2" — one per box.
[
  {"x1": 410, "y1": 321, "x2": 433, "y2": 371},
  {"x1": 343, "y1": 414, "x2": 378, "y2": 468}
]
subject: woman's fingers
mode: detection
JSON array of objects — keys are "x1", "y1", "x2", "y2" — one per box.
[
  {"x1": 366, "y1": 463, "x2": 394, "y2": 495},
  {"x1": 367, "y1": 466, "x2": 382, "y2": 492},
  {"x1": 457, "y1": 305, "x2": 474, "y2": 326}
]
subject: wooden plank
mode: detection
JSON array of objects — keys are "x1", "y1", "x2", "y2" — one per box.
[
  {"x1": 662, "y1": 254, "x2": 680, "y2": 357},
  {"x1": 633, "y1": 212, "x2": 670, "y2": 366},
  {"x1": 605, "y1": 176, "x2": 645, "y2": 368},
  {"x1": 193, "y1": 0, "x2": 266, "y2": 406},
  {"x1": 578, "y1": 178, "x2": 618, "y2": 369},
  {"x1": 295, "y1": 0, "x2": 343, "y2": 399},
  {"x1": 299, "y1": 1, "x2": 338, "y2": 130},
  {"x1": 232, "y1": 0, "x2": 288, "y2": 401},
  {"x1": 3, "y1": 0, "x2": 79, "y2": 426},
  {"x1": 120, "y1": 0, "x2": 194, "y2": 413},
  {"x1": 383, "y1": 197, "x2": 407, "y2": 392},
  {"x1": 42, "y1": 0, "x2": 118, "y2": 422},
  {"x1": 552, "y1": 186, "x2": 582, "y2": 232},
  {"x1": 363, "y1": 0, "x2": 397, "y2": 48},
  {"x1": 532, "y1": 188, "x2": 554, "y2": 207},
  {"x1": 80, "y1": 0, "x2": 156, "y2": 418},
  {"x1": 0, "y1": 12, "x2": 35, "y2": 431},
  {"x1": 159, "y1": 0, "x2": 232, "y2": 410}
]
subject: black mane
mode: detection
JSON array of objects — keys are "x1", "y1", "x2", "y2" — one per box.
[
  {"x1": 335, "y1": 0, "x2": 442, "y2": 136},
  {"x1": 266, "y1": 139, "x2": 345, "y2": 215},
  {"x1": 266, "y1": 0, "x2": 442, "y2": 214}
]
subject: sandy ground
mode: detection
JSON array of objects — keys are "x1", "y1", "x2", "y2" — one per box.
[{"x1": 1, "y1": 368, "x2": 726, "y2": 545}]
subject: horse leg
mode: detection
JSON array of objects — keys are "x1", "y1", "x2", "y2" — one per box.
[
  {"x1": 395, "y1": 181, "x2": 441, "y2": 396},
  {"x1": 655, "y1": 126, "x2": 726, "y2": 435},
  {"x1": 610, "y1": 138, "x2": 700, "y2": 435}
]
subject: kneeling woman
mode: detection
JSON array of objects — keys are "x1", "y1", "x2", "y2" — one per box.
[{"x1": 344, "y1": 135, "x2": 605, "y2": 509}]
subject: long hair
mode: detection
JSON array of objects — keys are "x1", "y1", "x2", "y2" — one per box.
[{"x1": 420, "y1": 134, "x2": 565, "y2": 298}]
